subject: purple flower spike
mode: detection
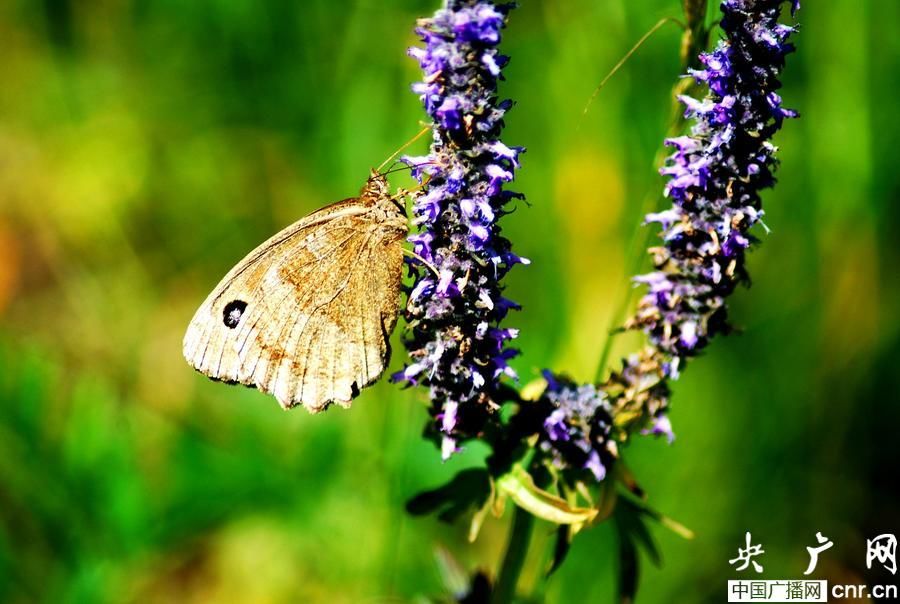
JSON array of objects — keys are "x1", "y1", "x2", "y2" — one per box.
[
  {"x1": 629, "y1": 0, "x2": 798, "y2": 361},
  {"x1": 607, "y1": 0, "x2": 799, "y2": 438},
  {"x1": 535, "y1": 373, "x2": 616, "y2": 483},
  {"x1": 398, "y1": 0, "x2": 526, "y2": 456}
]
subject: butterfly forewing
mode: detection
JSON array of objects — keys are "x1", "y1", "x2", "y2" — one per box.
[{"x1": 183, "y1": 177, "x2": 406, "y2": 412}]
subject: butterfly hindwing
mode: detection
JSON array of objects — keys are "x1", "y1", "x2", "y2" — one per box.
[{"x1": 183, "y1": 187, "x2": 405, "y2": 412}]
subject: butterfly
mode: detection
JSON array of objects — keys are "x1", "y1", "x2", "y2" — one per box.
[{"x1": 182, "y1": 171, "x2": 409, "y2": 412}]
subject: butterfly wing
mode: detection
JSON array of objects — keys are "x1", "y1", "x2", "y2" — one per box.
[{"x1": 182, "y1": 198, "x2": 405, "y2": 412}]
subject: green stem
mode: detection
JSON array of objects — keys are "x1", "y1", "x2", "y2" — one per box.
[
  {"x1": 592, "y1": 13, "x2": 711, "y2": 384},
  {"x1": 491, "y1": 505, "x2": 535, "y2": 604},
  {"x1": 593, "y1": 214, "x2": 655, "y2": 384},
  {"x1": 592, "y1": 132, "x2": 680, "y2": 385}
]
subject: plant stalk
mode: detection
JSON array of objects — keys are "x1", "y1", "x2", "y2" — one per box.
[
  {"x1": 491, "y1": 505, "x2": 535, "y2": 604},
  {"x1": 593, "y1": 9, "x2": 710, "y2": 384}
]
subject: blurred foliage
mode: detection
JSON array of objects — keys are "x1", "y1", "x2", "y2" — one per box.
[{"x1": 0, "y1": 0, "x2": 898, "y2": 602}]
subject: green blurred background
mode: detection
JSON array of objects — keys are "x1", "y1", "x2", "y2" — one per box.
[{"x1": 1, "y1": 0, "x2": 897, "y2": 602}]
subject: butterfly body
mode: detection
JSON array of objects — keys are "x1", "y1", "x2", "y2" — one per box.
[{"x1": 183, "y1": 173, "x2": 408, "y2": 412}]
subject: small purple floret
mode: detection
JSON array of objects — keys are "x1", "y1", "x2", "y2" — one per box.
[{"x1": 536, "y1": 372, "x2": 616, "y2": 483}]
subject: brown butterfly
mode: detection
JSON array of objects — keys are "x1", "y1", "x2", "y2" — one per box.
[{"x1": 182, "y1": 171, "x2": 408, "y2": 412}]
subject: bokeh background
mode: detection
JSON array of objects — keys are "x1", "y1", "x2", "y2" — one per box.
[{"x1": 1, "y1": 0, "x2": 897, "y2": 602}]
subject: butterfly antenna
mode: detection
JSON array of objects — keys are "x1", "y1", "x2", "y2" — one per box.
[
  {"x1": 578, "y1": 17, "x2": 684, "y2": 131},
  {"x1": 382, "y1": 161, "x2": 417, "y2": 176},
  {"x1": 402, "y1": 248, "x2": 440, "y2": 278},
  {"x1": 377, "y1": 126, "x2": 432, "y2": 173},
  {"x1": 382, "y1": 160, "x2": 436, "y2": 177}
]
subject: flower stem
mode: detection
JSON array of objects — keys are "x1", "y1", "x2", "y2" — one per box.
[
  {"x1": 592, "y1": 13, "x2": 709, "y2": 385},
  {"x1": 593, "y1": 199, "x2": 656, "y2": 384},
  {"x1": 492, "y1": 505, "x2": 535, "y2": 604}
]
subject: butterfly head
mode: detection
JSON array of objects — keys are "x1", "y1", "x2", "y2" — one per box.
[
  {"x1": 363, "y1": 169, "x2": 390, "y2": 201},
  {"x1": 361, "y1": 170, "x2": 408, "y2": 232}
]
